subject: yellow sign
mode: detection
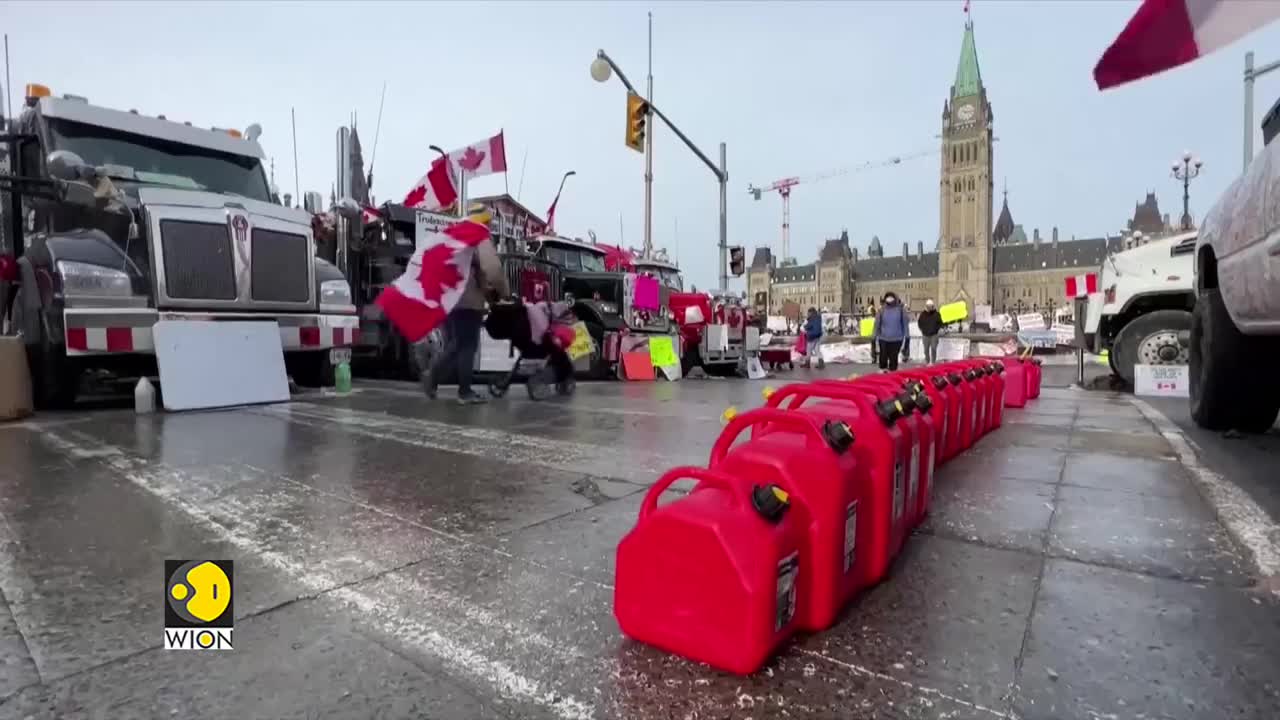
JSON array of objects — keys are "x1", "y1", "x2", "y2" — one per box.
[
  {"x1": 939, "y1": 301, "x2": 968, "y2": 324},
  {"x1": 859, "y1": 317, "x2": 875, "y2": 337},
  {"x1": 567, "y1": 322, "x2": 594, "y2": 360},
  {"x1": 649, "y1": 336, "x2": 678, "y2": 368}
]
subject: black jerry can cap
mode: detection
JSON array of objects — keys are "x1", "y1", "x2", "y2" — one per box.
[
  {"x1": 822, "y1": 419, "x2": 856, "y2": 454},
  {"x1": 931, "y1": 375, "x2": 949, "y2": 391},
  {"x1": 875, "y1": 398, "x2": 901, "y2": 425},
  {"x1": 947, "y1": 372, "x2": 963, "y2": 385},
  {"x1": 895, "y1": 391, "x2": 918, "y2": 414},
  {"x1": 912, "y1": 388, "x2": 934, "y2": 412},
  {"x1": 991, "y1": 362, "x2": 1005, "y2": 374},
  {"x1": 752, "y1": 485, "x2": 791, "y2": 524}
]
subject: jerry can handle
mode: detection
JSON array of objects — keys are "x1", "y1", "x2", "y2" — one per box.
[
  {"x1": 639, "y1": 466, "x2": 743, "y2": 521},
  {"x1": 709, "y1": 407, "x2": 829, "y2": 465},
  {"x1": 775, "y1": 381, "x2": 878, "y2": 421},
  {"x1": 762, "y1": 382, "x2": 822, "y2": 411}
]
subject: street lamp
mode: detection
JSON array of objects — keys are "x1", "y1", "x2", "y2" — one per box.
[
  {"x1": 1171, "y1": 151, "x2": 1203, "y2": 231},
  {"x1": 589, "y1": 57, "x2": 612, "y2": 84},
  {"x1": 589, "y1": 48, "x2": 731, "y2": 292}
]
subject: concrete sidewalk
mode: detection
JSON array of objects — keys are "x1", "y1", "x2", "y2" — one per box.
[{"x1": 0, "y1": 372, "x2": 1276, "y2": 719}]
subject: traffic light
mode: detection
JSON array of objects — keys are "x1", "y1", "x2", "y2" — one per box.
[
  {"x1": 625, "y1": 92, "x2": 648, "y2": 153},
  {"x1": 729, "y1": 246, "x2": 746, "y2": 276}
]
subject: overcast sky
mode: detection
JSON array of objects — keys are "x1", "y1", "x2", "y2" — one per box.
[{"x1": 5, "y1": 1, "x2": 1279, "y2": 290}]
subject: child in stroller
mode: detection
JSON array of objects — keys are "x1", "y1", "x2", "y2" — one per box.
[{"x1": 483, "y1": 298, "x2": 579, "y2": 400}]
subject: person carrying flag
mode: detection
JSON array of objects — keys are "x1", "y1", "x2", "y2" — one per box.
[{"x1": 418, "y1": 204, "x2": 509, "y2": 403}]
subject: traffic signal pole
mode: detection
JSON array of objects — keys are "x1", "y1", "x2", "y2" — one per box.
[{"x1": 592, "y1": 49, "x2": 730, "y2": 292}]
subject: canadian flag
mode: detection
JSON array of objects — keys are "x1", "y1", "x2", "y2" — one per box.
[
  {"x1": 403, "y1": 157, "x2": 458, "y2": 211},
  {"x1": 1064, "y1": 273, "x2": 1099, "y2": 299},
  {"x1": 374, "y1": 218, "x2": 491, "y2": 343},
  {"x1": 1094, "y1": 0, "x2": 1280, "y2": 90},
  {"x1": 449, "y1": 131, "x2": 507, "y2": 179}
]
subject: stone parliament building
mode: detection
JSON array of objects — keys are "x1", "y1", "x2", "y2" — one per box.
[{"x1": 747, "y1": 17, "x2": 1175, "y2": 320}]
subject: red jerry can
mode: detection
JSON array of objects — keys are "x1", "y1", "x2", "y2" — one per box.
[
  {"x1": 975, "y1": 360, "x2": 1007, "y2": 428},
  {"x1": 839, "y1": 377, "x2": 934, "y2": 528},
  {"x1": 937, "y1": 362, "x2": 980, "y2": 449},
  {"x1": 994, "y1": 357, "x2": 1028, "y2": 408},
  {"x1": 1026, "y1": 357, "x2": 1043, "y2": 398},
  {"x1": 614, "y1": 465, "x2": 805, "y2": 674},
  {"x1": 957, "y1": 361, "x2": 994, "y2": 439},
  {"x1": 708, "y1": 407, "x2": 859, "y2": 632},
  {"x1": 762, "y1": 384, "x2": 911, "y2": 596},
  {"x1": 937, "y1": 367, "x2": 971, "y2": 457},
  {"x1": 896, "y1": 370, "x2": 952, "y2": 463}
]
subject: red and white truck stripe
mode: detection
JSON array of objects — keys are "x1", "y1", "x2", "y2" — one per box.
[{"x1": 62, "y1": 309, "x2": 359, "y2": 356}]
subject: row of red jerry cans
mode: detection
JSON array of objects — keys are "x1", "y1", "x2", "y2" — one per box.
[{"x1": 614, "y1": 359, "x2": 1021, "y2": 674}]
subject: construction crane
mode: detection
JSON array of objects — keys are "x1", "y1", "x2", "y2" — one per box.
[{"x1": 747, "y1": 147, "x2": 941, "y2": 262}]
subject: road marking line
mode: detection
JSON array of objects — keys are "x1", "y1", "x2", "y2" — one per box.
[
  {"x1": 796, "y1": 649, "x2": 1014, "y2": 719},
  {"x1": 1131, "y1": 398, "x2": 1280, "y2": 588},
  {"x1": 38, "y1": 428, "x2": 598, "y2": 720},
  {"x1": 251, "y1": 402, "x2": 694, "y2": 485}
]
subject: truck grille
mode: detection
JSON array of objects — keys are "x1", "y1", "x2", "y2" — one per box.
[
  {"x1": 251, "y1": 228, "x2": 310, "y2": 303},
  {"x1": 159, "y1": 220, "x2": 236, "y2": 300}
]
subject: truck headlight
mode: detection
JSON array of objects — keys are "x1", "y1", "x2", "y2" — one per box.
[
  {"x1": 56, "y1": 260, "x2": 134, "y2": 297},
  {"x1": 597, "y1": 302, "x2": 618, "y2": 315},
  {"x1": 320, "y1": 279, "x2": 354, "y2": 312}
]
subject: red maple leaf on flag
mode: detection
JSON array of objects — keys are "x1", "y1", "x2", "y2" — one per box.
[
  {"x1": 403, "y1": 184, "x2": 427, "y2": 208},
  {"x1": 416, "y1": 243, "x2": 464, "y2": 307},
  {"x1": 458, "y1": 147, "x2": 486, "y2": 172}
]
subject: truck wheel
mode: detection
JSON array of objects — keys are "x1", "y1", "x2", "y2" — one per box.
[
  {"x1": 1110, "y1": 309, "x2": 1192, "y2": 386},
  {"x1": 290, "y1": 351, "x2": 334, "y2": 388},
  {"x1": 1190, "y1": 289, "x2": 1280, "y2": 432}
]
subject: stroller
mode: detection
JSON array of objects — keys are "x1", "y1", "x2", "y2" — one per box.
[{"x1": 483, "y1": 299, "x2": 578, "y2": 400}]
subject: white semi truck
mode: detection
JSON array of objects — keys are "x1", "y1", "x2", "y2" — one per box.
[
  {"x1": 1082, "y1": 230, "x2": 1197, "y2": 386},
  {"x1": 1, "y1": 83, "x2": 356, "y2": 407}
]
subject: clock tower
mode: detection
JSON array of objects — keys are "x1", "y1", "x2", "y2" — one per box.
[{"x1": 937, "y1": 16, "x2": 994, "y2": 313}]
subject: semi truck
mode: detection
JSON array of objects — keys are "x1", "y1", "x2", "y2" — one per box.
[
  {"x1": 1081, "y1": 230, "x2": 1196, "y2": 386},
  {"x1": 0, "y1": 83, "x2": 356, "y2": 407}
]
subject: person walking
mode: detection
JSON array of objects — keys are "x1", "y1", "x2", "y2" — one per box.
[
  {"x1": 423, "y1": 205, "x2": 510, "y2": 404},
  {"x1": 872, "y1": 292, "x2": 909, "y2": 372},
  {"x1": 803, "y1": 307, "x2": 825, "y2": 369},
  {"x1": 917, "y1": 298, "x2": 943, "y2": 364}
]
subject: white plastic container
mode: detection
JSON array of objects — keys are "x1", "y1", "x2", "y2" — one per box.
[{"x1": 134, "y1": 377, "x2": 156, "y2": 414}]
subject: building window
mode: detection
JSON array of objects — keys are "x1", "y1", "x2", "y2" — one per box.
[{"x1": 954, "y1": 256, "x2": 971, "y2": 283}]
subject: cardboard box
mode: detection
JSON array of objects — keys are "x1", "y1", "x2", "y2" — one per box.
[{"x1": 0, "y1": 336, "x2": 34, "y2": 421}]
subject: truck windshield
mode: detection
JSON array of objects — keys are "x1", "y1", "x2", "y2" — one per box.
[
  {"x1": 48, "y1": 118, "x2": 271, "y2": 201},
  {"x1": 638, "y1": 266, "x2": 683, "y2": 290},
  {"x1": 542, "y1": 244, "x2": 606, "y2": 272}
]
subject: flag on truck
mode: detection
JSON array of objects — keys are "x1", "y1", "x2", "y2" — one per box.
[
  {"x1": 1064, "y1": 272, "x2": 1099, "y2": 299},
  {"x1": 403, "y1": 157, "x2": 458, "y2": 211},
  {"x1": 450, "y1": 130, "x2": 507, "y2": 179},
  {"x1": 1094, "y1": 0, "x2": 1280, "y2": 90},
  {"x1": 375, "y1": 206, "x2": 493, "y2": 342}
]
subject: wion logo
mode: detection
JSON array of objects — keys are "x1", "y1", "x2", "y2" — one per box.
[{"x1": 164, "y1": 560, "x2": 234, "y2": 651}]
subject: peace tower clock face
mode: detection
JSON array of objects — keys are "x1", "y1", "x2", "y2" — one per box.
[{"x1": 957, "y1": 103, "x2": 975, "y2": 122}]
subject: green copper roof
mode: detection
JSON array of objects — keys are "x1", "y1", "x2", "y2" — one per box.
[{"x1": 952, "y1": 21, "x2": 982, "y2": 99}]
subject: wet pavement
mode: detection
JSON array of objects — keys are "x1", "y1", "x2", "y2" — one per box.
[{"x1": 0, "y1": 363, "x2": 1278, "y2": 719}]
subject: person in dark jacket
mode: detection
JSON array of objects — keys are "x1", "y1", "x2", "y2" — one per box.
[
  {"x1": 917, "y1": 298, "x2": 943, "y2": 364},
  {"x1": 872, "y1": 292, "x2": 909, "y2": 371},
  {"x1": 803, "y1": 307, "x2": 825, "y2": 369}
]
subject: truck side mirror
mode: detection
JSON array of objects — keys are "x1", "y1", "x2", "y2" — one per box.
[
  {"x1": 46, "y1": 150, "x2": 94, "y2": 182},
  {"x1": 60, "y1": 180, "x2": 98, "y2": 208}
]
